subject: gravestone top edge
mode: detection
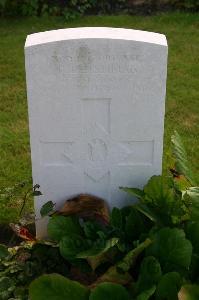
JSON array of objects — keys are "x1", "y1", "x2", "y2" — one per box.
[{"x1": 25, "y1": 27, "x2": 167, "y2": 48}]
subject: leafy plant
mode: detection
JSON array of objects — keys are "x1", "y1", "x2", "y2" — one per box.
[
  {"x1": 90, "y1": 282, "x2": 130, "y2": 300},
  {"x1": 29, "y1": 274, "x2": 90, "y2": 300},
  {"x1": 0, "y1": 132, "x2": 199, "y2": 299},
  {"x1": 0, "y1": 0, "x2": 198, "y2": 17},
  {"x1": 121, "y1": 131, "x2": 198, "y2": 227}
]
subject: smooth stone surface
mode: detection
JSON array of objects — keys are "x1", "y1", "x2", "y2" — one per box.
[{"x1": 25, "y1": 27, "x2": 168, "y2": 238}]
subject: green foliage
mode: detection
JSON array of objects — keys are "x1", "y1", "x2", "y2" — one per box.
[
  {"x1": 0, "y1": 0, "x2": 198, "y2": 17},
  {"x1": 0, "y1": 244, "x2": 9, "y2": 259},
  {"x1": 47, "y1": 215, "x2": 82, "y2": 242},
  {"x1": 135, "y1": 256, "x2": 162, "y2": 293},
  {"x1": 29, "y1": 274, "x2": 90, "y2": 300},
  {"x1": 185, "y1": 221, "x2": 199, "y2": 254},
  {"x1": 0, "y1": 0, "x2": 128, "y2": 18},
  {"x1": 122, "y1": 175, "x2": 188, "y2": 227},
  {"x1": 147, "y1": 227, "x2": 192, "y2": 272},
  {"x1": 59, "y1": 234, "x2": 89, "y2": 260},
  {"x1": 125, "y1": 206, "x2": 147, "y2": 240},
  {"x1": 82, "y1": 220, "x2": 106, "y2": 240},
  {"x1": 183, "y1": 187, "x2": 199, "y2": 221},
  {"x1": 171, "y1": 0, "x2": 199, "y2": 10},
  {"x1": 117, "y1": 238, "x2": 152, "y2": 273},
  {"x1": 40, "y1": 200, "x2": 55, "y2": 217},
  {"x1": 155, "y1": 272, "x2": 182, "y2": 300},
  {"x1": 0, "y1": 132, "x2": 199, "y2": 299},
  {"x1": 0, "y1": 243, "x2": 70, "y2": 300},
  {"x1": 89, "y1": 282, "x2": 130, "y2": 300},
  {"x1": 110, "y1": 207, "x2": 123, "y2": 230},
  {"x1": 136, "y1": 286, "x2": 156, "y2": 300},
  {"x1": 121, "y1": 133, "x2": 199, "y2": 227},
  {"x1": 77, "y1": 238, "x2": 119, "y2": 259},
  {"x1": 171, "y1": 130, "x2": 195, "y2": 185},
  {"x1": 0, "y1": 277, "x2": 15, "y2": 300},
  {"x1": 0, "y1": 180, "x2": 33, "y2": 221}
]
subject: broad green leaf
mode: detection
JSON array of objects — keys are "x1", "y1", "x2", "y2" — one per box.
[
  {"x1": 117, "y1": 238, "x2": 152, "y2": 273},
  {"x1": 147, "y1": 228, "x2": 192, "y2": 272},
  {"x1": 189, "y1": 253, "x2": 199, "y2": 282},
  {"x1": 155, "y1": 272, "x2": 182, "y2": 300},
  {"x1": 171, "y1": 131, "x2": 195, "y2": 185},
  {"x1": 59, "y1": 234, "x2": 88, "y2": 260},
  {"x1": 136, "y1": 286, "x2": 156, "y2": 300},
  {"x1": 40, "y1": 201, "x2": 55, "y2": 217},
  {"x1": 144, "y1": 175, "x2": 174, "y2": 207},
  {"x1": 82, "y1": 221, "x2": 106, "y2": 240},
  {"x1": 184, "y1": 187, "x2": 199, "y2": 221},
  {"x1": 185, "y1": 221, "x2": 199, "y2": 254},
  {"x1": 29, "y1": 274, "x2": 90, "y2": 300},
  {"x1": 110, "y1": 207, "x2": 123, "y2": 230},
  {"x1": 120, "y1": 187, "x2": 145, "y2": 199},
  {"x1": 89, "y1": 282, "x2": 130, "y2": 300},
  {"x1": 0, "y1": 244, "x2": 9, "y2": 259},
  {"x1": 77, "y1": 238, "x2": 119, "y2": 270},
  {"x1": 178, "y1": 284, "x2": 199, "y2": 300},
  {"x1": 77, "y1": 238, "x2": 119, "y2": 258},
  {"x1": 48, "y1": 216, "x2": 82, "y2": 242},
  {"x1": 142, "y1": 175, "x2": 183, "y2": 226},
  {"x1": 136, "y1": 256, "x2": 162, "y2": 293},
  {"x1": 125, "y1": 206, "x2": 147, "y2": 240},
  {"x1": 135, "y1": 203, "x2": 158, "y2": 223}
]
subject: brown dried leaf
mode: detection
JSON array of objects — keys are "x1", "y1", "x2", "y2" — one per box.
[{"x1": 55, "y1": 194, "x2": 110, "y2": 224}]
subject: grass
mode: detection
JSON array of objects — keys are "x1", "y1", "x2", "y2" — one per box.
[{"x1": 0, "y1": 12, "x2": 198, "y2": 223}]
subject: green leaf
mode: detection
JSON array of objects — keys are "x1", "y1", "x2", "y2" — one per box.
[
  {"x1": 117, "y1": 238, "x2": 152, "y2": 273},
  {"x1": 59, "y1": 234, "x2": 88, "y2": 260},
  {"x1": 40, "y1": 201, "x2": 55, "y2": 217},
  {"x1": 77, "y1": 238, "x2": 119, "y2": 258},
  {"x1": 89, "y1": 282, "x2": 130, "y2": 300},
  {"x1": 135, "y1": 203, "x2": 158, "y2": 223},
  {"x1": 125, "y1": 206, "x2": 147, "y2": 240},
  {"x1": 136, "y1": 286, "x2": 156, "y2": 300},
  {"x1": 33, "y1": 190, "x2": 42, "y2": 196},
  {"x1": 110, "y1": 207, "x2": 123, "y2": 230},
  {"x1": 78, "y1": 238, "x2": 119, "y2": 270},
  {"x1": 136, "y1": 256, "x2": 162, "y2": 293},
  {"x1": 147, "y1": 228, "x2": 192, "y2": 272},
  {"x1": 171, "y1": 131, "x2": 195, "y2": 185},
  {"x1": 155, "y1": 272, "x2": 182, "y2": 300},
  {"x1": 143, "y1": 175, "x2": 183, "y2": 226},
  {"x1": 0, "y1": 244, "x2": 9, "y2": 259},
  {"x1": 83, "y1": 221, "x2": 105, "y2": 240},
  {"x1": 185, "y1": 221, "x2": 199, "y2": 254},
  {"x1": 189, "y1": 253, "x2": 199, "y2": 282},
  {"x1": 120, "y1": 187, "x2": 144, "y2": 199},
  {"x1": 184, "y1": 187, "x2": 199, "y2": 221},
  {"x1": 29, "y1": 274, "x2": 90, "y2": 300},
  {"x1": 144, "y1": 175, "x2": 174, "y2": 207},
  {"x1": 48, "y1": 216, "x2": 82, "y2": 242},
  {"x1": 178, "y1": 284, "x2": 199, "y2": 300}
]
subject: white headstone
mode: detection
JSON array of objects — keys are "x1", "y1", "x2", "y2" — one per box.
[{"x1": 25, "y1": 27, "x2": 168, "y2": 238}]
